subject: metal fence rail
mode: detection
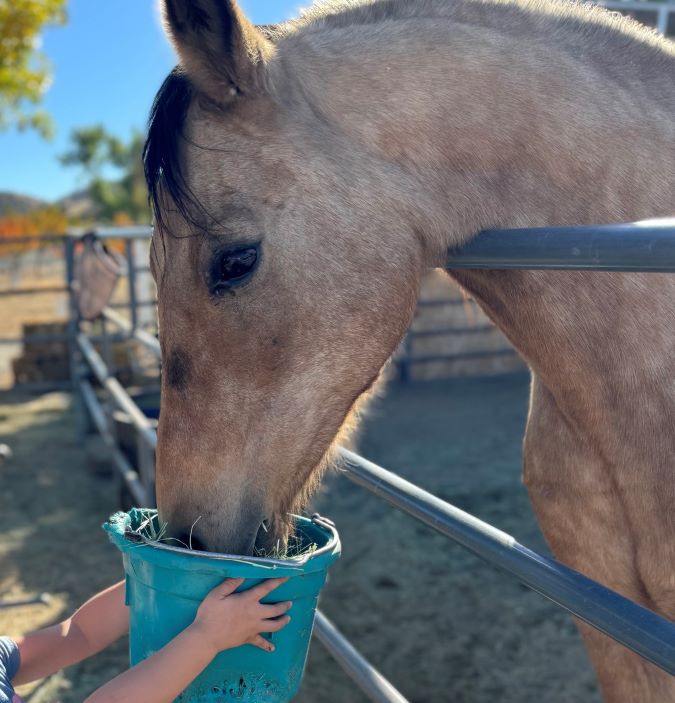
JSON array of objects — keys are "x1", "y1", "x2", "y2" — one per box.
[
  {"x1": 0, "y1": 230, "x2": 158, "y2": 390},
  {"x1": 79, "y1": 379, "x2": 149, "y2": 507},
  {"x1": 0, "y1": 285, "x2": 68, "y2": 297},
  {"x1": 338, "y1": 449, "x2": 675, "y2": 675},
  {"x1": 71, "y1": 220, "x2": 675, "y2": 702},
  {"x1": 397, "y1": 302, "x2": 520, "y2": 381},
  {"x1": 401, "y1": 219, "x2": 675, "y2": 380},
  {"x1": 102, "y1": 306, "x2": 161, "y2": 356},
  {"x1": 313, "y1": 612, "x2": 410, "y2": 703},
  {"x1": 446, "y1": 220, "x2": 675, "y2": 271}
]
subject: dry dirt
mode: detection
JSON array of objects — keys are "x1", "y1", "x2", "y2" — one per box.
[{"x1": 0, "y1": 375, "x2": 600, "y2": 702}]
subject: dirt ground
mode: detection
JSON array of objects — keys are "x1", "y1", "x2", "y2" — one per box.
[{"x1": 0, "y1": 375, "x2": 600, "y2": 702}]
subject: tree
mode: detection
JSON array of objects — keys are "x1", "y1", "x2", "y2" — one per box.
[
  {"x1": 0, "y1": 0, "x2": 67, "y2": 137},
  {"x1": 60, "y1": 126, "x2": 151, "y2": 224}
]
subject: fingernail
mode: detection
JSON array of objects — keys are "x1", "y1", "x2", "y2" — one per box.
[{"x1": 269, "y1": 644, "x2": 275, "y2": 652}]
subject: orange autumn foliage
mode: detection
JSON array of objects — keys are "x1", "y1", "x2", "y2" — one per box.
[{"x1": 0, "y1": 207, "x2": 69, "y2": 254}]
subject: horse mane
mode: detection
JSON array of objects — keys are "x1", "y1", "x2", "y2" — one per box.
[{"x1": 143, "y1": 68, "x2": 197, "y2": 231}]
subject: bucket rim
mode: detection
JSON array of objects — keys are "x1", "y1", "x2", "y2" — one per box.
[{"x1": 115, "y1": 511, "x2": 339, "y2": 569}]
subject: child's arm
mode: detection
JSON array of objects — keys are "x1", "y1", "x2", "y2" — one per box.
[
  {"x1": 13, "y1": 581, "x2": 128, "y2": 685},
  {"x1": 84, "y1": 577, "x2": 291, "y2": 703}
]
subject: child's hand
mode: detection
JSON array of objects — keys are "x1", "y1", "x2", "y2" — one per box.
[{"x1": 189, "y1": 578, "x2": 292, "y2": 656}]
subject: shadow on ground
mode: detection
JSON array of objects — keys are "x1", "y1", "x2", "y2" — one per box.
[{"x1": 0, "y1": 391, "x2": 127, "y2": 701}]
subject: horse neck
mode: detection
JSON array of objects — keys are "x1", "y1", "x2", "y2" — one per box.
[
  {"x1": 288, "y1": 2, "x2": 675, "y2": 397},
  {"x1": 287, "y1": 1, "x2": 675, "y2": 243}
]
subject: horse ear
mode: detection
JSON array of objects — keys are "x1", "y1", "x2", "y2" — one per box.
[{"x1": 161, "y1": 0, "x2": 270, "y2": 100}]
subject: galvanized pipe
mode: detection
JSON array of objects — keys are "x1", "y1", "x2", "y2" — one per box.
[
  {"x1": 80, "y1": 380, "x2": 149, "y2": 506},
  {"x1": 108, "y1": 300, "x2": 157, "y2": 310},
  {"x1": 76, "y1": 333, "x2": 157, "y2": 450},
  {"x1": 0, "y1": 285, "x2": 68, "y2": 297},
  {"x1": 446, "y1": 220, "x2": 675, "y2": 271},
  {"x1": 124, "y1": 239, "x2": 139, "y2": 332},
  {"x1": 64, "y1": 235, "x2": 90, "y2": 436},
  {"x1": 409, "y1": 324, "x2": 494, "y2": 337},
  {"x1": 314, "y1": 611, "x2": 410, "y2": 703},
  {"x1": 404, "y1": 348, "x2": 516, "y2": 366},
  {"x1": 88, "y1": 220, "x2": 675, "y2": 272},
  {"x1": 337, "y1": 448, "x2": 675, "y2": 675},
  {"x1": 0, "y1": 234, "x2": 65, "y2": 246},
  {"x1": 89, "y1": 226, "x2": 154, "y2": 240},
  {"x1": 57, "y1": 220, "x2": 675, "y2": 271},
  {"x1": 0, "y1": 332, "x2": 129, "y2": 347},
  {"x1": 102, "y1": 307, "x2": 161, "y2": 358}
]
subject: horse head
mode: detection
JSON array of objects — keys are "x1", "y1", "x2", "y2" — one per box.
[{"x1": 148, "y1": 0, "x2": 432, "y2": 553}]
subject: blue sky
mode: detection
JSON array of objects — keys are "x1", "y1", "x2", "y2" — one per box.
[{"x1": 0, "y1": 1, "x2": 301, "y2": 201}]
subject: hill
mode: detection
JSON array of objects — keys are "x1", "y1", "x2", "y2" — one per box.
[
  {"x1": 0, "y1": 192, "x2": 47, "y2": 216},
  {"x1": 0, "y1": 190, "x2": 98, "y2": 220},
  {"x1": 55, "y1": 190, "x2": 99, "y2": 220}
]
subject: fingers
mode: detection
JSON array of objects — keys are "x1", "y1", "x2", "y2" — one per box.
[
  {"x1": 261, "y1": 614, "x2": 291, "y2": 633},
  {"x1": 250, "y1": 635, "x2": 275, "y2": 652},
  {"x1": 213, "y1": 577, "x2": 244, "y2": 599},
  {"x1": 259, "y1": 601, "x2": 292, "y2": 619},
  {"x1": 248, "y1": 576, "x2": 289, "y2": 600}
]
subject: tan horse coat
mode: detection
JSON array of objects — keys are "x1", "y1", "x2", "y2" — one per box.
[{"x1": 148, "y1": 1, "x2": 675, "y2": 699}]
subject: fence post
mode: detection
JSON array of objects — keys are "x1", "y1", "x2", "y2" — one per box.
[
  {"x1": 657, "y1": 5, "x2": 668, "y2": 34},
  {"x1": 64, "y1": 235, "x2": 92, "y2": 436},
  {"x1": 125, "y1": 239, "x2": 139, "y2": 333}
]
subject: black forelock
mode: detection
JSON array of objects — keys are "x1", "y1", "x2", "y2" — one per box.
[{"x1": 143, "y1": 67, "x2": 200, "y2": 231}]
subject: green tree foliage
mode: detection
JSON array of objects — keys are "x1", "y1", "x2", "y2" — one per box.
[
  {"x1": 60, "y1": 126, "x2": 151, "y2": 224},
  {"x1": 0, "y1": 0, "x2": 66, "y2": 137}
]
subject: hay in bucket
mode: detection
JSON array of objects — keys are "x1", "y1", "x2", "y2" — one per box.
[
  {"x1": 109, "y1": 508, "x2": 319, "y2": 560},
  {"x1": 104, "y1": 508, "x2": 340, "y2": 702}
]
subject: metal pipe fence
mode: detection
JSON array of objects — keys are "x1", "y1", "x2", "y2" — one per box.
[
  {"x1": 70, "y1": 221, "x2": 675, "y2": 702},
  {"x1": 396, "y1": 303, "x2": 519, "y2": 381},
  {"x1": 399, "y1": 219, "x2": 675, "y2": 379},
  {"x1": 0, "y1": 230, "x2": 158, "y2": 390},
  {"x1": 338, "y1": 449, "x2": 675, "y2": 675},
  {"x1": 313, "y1": 612, "x2": 410, "y2": 703},
  {"x1": 0, "y1": 285, "x2": 68, "y2": 297},
  {"x1": 445, "y1": 220, "x2": 675, "y2": 271}
]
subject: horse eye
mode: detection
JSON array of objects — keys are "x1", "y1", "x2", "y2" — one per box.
[{"x1": 213, "y1": 246, "x2": 259, "y2": 290}]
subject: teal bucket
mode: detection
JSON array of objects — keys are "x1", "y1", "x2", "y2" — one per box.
[{"x1": 104, "y1": 509, "x2": 341, "y2": 702}]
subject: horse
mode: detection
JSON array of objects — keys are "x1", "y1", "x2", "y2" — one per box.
[{"x1": 144, "y1": 1, "x2": 675, "y2": 700}]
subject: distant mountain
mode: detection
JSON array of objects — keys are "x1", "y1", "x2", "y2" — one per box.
[
  {"x1": 55, "y1": 190, "x2": 99, "y2": 220},
  {"x1": 0, "y1": 192, "x2": 47, "y2": 216},
  {"x1": 0, "y1": 189, "x2": 98, "y2": 220}
]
